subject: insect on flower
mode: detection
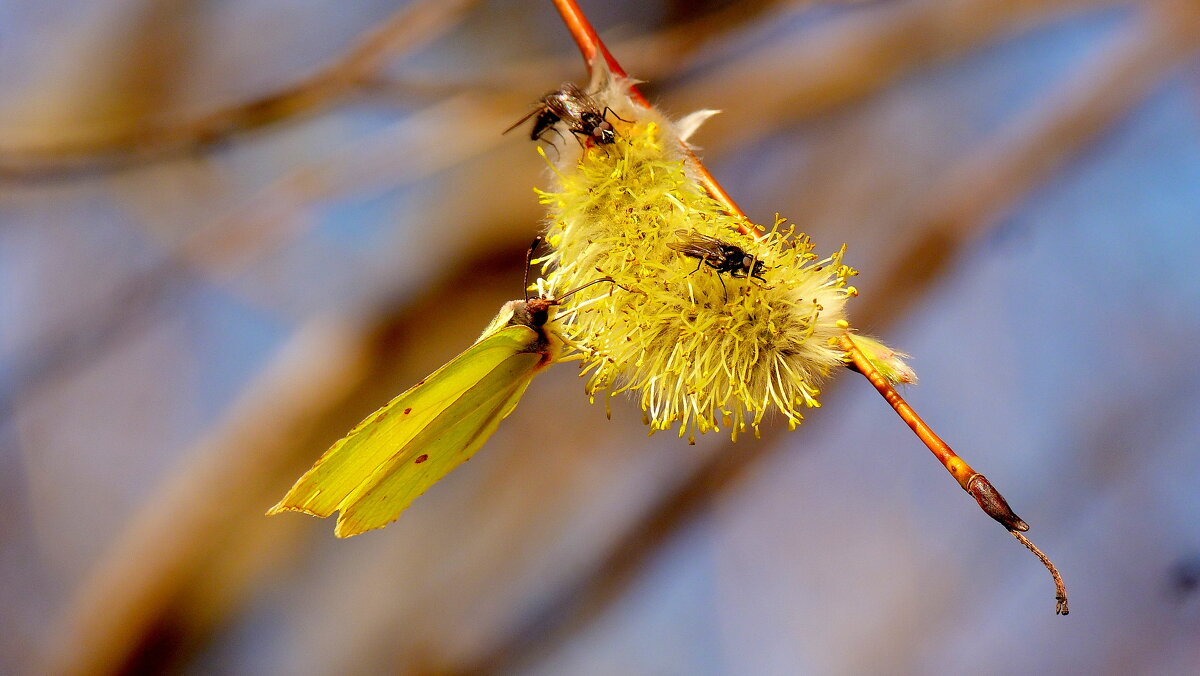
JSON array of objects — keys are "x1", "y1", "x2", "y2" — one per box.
[
  {"x1": 668, "y1": 229, "x2": 767, "y2": 297},
  {"x1": 268, "y1": 240, "x2": 621, "y2": 537},
  {"x1": 504, "y1": 82, "x2": 628, "y2": 147}
]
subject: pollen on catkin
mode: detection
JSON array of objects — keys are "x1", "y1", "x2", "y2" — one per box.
[{"x1": 535, "y1": 72, "x2": 889, "y2": 442}]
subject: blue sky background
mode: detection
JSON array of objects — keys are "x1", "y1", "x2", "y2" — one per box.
[{"x1": 2, "y1": 1, "x2": 1198, "y2": 674}]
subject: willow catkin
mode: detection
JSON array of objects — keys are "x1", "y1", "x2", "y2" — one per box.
[{"x1": 534, "y1": 68, "x2": 910, "y2": 442}]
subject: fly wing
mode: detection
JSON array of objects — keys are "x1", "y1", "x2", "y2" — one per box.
[
  {"x1": 559, "y1": 82, "x2": 588, "y2": 99},
  {"x1": 556, "y1": 81, "x2": 600, "y2": 118},
  {"x1": 687, "y1": 232, "x2": 728, "y2": 247},
  {"x1": 667, "y1": 241, "x2": 708, "y2": 257},
  {"x1": 268, "y1": 325, "x2": 541, "y2": 535},
  {"x1": 668, "y1": 239, "x2": 725, "y2": 262}
]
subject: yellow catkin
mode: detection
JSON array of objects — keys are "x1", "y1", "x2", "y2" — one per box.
[{"x1": 534, "y1": 72, "x2": 906, "y2": 441}]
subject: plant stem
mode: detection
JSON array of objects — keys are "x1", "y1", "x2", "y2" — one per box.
[
  {"x1": 841, "y1": 334, "x2": 1068, "y2": 615},
  {"x1": 550, "y1": 0, "x2": 756, "y2": 233},
  {"x1": 550, "y1": 0, "x2": 1068, "y2": 615}
]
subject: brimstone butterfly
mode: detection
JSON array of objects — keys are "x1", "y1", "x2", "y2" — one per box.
[{"x1": 268, "y1": 262, "x2": 615, "y2": 537}]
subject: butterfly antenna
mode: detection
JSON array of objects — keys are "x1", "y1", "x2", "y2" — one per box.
[
  {"x1": 555, "y1": 276, "x2": 626, "y2": 303},
  {"x1": 524, "y1": 236, "x2": 543, "y2": 301}
]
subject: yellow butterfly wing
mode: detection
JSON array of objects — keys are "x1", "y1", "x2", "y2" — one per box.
[{"x1": 268, "y1": 323, "x2": 544, "y2": 536}]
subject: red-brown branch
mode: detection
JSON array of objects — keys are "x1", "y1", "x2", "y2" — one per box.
[
  {"x1": 550, "y1": 0, "x2": 757, "y2": 234},
  {"x1": 551, "y1": 0, "x2": 637, "y2": 97},
  {"x1": 841, "y1": 334, "x2": 1068, "y2": 614}
]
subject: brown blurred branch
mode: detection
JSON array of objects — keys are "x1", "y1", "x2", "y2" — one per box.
[
  {"x1": 40, "y1": 247, "x2": 527, "y2": 676},
  {"x1": 671, "y1": 0, "x2": 1125, "y2": 156},
  {"x1": 854, "y1": 0, "x2": 1200, "y2": 323},
  {"x1": 43, "y1": 320, "x2": 373, "y2": 676},
  {"x1": 461, "y1": 1, "x2": 1199, "y2": 671},
  {"x1": 0, "y1": 93, "x2": 510, "y2": 423},
  {"x1": 0, "y1": 0, "x2": 479, "y2": 179}
]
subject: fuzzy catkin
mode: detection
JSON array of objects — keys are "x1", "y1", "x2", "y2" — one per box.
[{"x1": 536, "y1": 74, "x2": 874, "y2": 442}]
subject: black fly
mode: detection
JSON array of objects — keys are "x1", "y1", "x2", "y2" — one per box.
[
  {"x1": 668, "y1": 230, "x2": 766, "y2": 298},
  {"x1": 504, "y1": 82, "x2": 627, "y2": 147}
]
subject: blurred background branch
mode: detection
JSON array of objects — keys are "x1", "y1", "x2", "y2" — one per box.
[{"x1": 0, "y1": 0, "x2": 479, "y2": 178}]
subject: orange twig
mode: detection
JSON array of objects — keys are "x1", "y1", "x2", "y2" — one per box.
[
  {"x1": 841, "y1": 334, "x2": 1068, "y2": 615},
  {"x1": 839, "y1": 335, "x2": 1024, "y2": 529},
  {"x1": 678, "y1": 143, "x2": 752, "y2": 226},
  {"x1": 549, "y1": 0, "x2": 757, "y2": 233},
  {"x1": 550, "y1": 0, "x2": 636, "y2": 95}
]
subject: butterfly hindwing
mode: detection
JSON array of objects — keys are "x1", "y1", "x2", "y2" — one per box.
[
  {"x1": 334, "y1": 347, "x2": 541, "y2": 536},
  {"x1": 268, "y1": 325, "x2": 542, "y2": 533}
]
